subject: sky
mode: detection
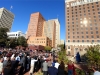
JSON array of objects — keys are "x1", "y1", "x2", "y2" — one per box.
[{"x1": 0, "y1": 0, "x2": 65, "y2": 40}]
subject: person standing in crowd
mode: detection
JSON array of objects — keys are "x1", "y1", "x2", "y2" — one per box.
[
  {"x1": 0, "y1": 57, "x2": 4, "y2": 75},
  {"x1": 68, "y1": 60, "x2": 75, "y2": 75},
  {"x1": 58, "y1": 61, "x2": 67, "y2": 75},
  {"x1": 42, "y1": 60, "x2": 48, "y2": 75},
  {"x1": 76, "y1": 52, "x2": 81, "y2": 63},
  {"x1": 48, "y1": 63, "x2": 58, "y2": 75},
  {"x1": 54, "y1": 60, "x2": 60, "y2": 69},
  {"x1": 3, "y1": 60, "x2": 13, "y2": 75},
  {"x1": 29, "y1": 56, "x2": 37, "y2": 75}
]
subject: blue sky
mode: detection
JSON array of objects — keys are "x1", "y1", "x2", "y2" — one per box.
[{"x1": 0, "y1": 0, "x2": 65, "y2": 40}]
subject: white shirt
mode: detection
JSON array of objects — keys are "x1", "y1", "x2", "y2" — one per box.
[
  {"x1": 0, "y1": 62, "x2": 3, "y2": 74},
  {"x1": 94, "y1": 71, "x2": 100, "y2": 75},
  {"x1": 4, "y1": 57, "x2": 7, "y2": 61},
  {"x1": 31, "y1": 59, "x2": 37, "y2": 66},
  {"x1": 55, "y1": 62, "x2": 60, "y2": 69},
  {"x1": 15, "y1": 56, "x2": 20, "y2": 61}
]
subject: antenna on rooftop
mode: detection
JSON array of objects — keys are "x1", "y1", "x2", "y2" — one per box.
[
  {"x1": 57, "y1": 15, "x2": 59, "y2": 19},
  {"x1": 10, "y1": 5, "x2": 13, "y2": 12}
]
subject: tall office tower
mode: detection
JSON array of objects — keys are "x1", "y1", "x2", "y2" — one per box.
[
  {"x1": 43, "y1": 20, "x2": 56, "y2": 47},
  {"x1": 51, "y1": 19, "x2": 60, "y2": 48},
  {"x1": 26, "y1": 12, "x2": 45, "y2": 38},
  {"x1": 0, "y1": 7, "x2": 14, "y2": 31},
  {"x1": 65, "y1": 0, "x2": 100, "y2": 56}
]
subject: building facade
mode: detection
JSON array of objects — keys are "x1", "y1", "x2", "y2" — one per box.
[
  {"x1": 26, "y1": 12, "x2": 45, "y2": 38},
  {"x1": 65, "y1": 0, "x2": 100, "y2": 56},
  {"x1": 0, "y1": 7, "x2": 14, "y2": 31},
  {"x1": 27, "y1": 36, "x2": 52, "y2": 47},
  {"x1": 43, "y1": 20, "x2": 56, "y2": 47},
  {"x1": 60, "y1": 40, "x2": 64, "y2": 45},
  {"x1": 26, "y1": 12, "x2": 61, "y2": 48},
  {"x1": 51, "y1": 19, "x2": 60, "y2": 48},
  {"x1": 7, "y1": 31, "x2": 26, "y2": 38}
]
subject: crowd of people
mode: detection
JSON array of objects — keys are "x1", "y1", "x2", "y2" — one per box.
[
  {"x1": 0, "y1": 48, "x2": 77, "y2": 75},
  {"x1": 0, "y1": 48, "x2": 100, "y2": 75}
]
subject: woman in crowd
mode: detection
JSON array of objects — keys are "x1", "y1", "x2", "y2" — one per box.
[{"x1": 58, "y1": 61, "x2": 67, "y2": 75}]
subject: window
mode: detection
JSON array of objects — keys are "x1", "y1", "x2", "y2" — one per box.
[
  {"x1": 90, "y1": 24, "x2": 92, "y2": 26},
  {"x1": 98, "y1": 12, "x2": 100, "y2": 14},
  {"x1": 88, "y1": 10, "x2": 90, "y2": 12},
  {"x1": 86, "y1": 36, "x2": 88, "y2": 38},
  {"x1": 92, "y1": 40, "x2": 94, "y2": 42},
  {"x1": 96, "y1": 27, "x2": 98, "y2": 30},
  {"x1": 81, "y1": 32, "x2": 83, "y2": 34},
  {"x1": 97, "y1": 40, "x2": 100, "y2": 42},
  {"x1": 97, "y1": 36, "x2": 99, "y2": 38},
  {"x1": 94, "y1": 16, "x2": 96, "y2": 18},
  {"x1": 73, "y1": 36, "x2": 75, "y2": 38},
  {"x1": 77, "y1": 40, "x2": 79, "y2": 42},
  {"x1": 77, "y1": 32, "x2": 79, "y2": 34},
  {"x1": 87, "y1": 40, "x2": 89, "y2": 42},
  {"x1": 82, "y1": 36, "x2": 84, "y2": 38},
  {"x1": 68, "y1": 40, "x2": 70, "y2": 42},
  {"x1": 92, "y1": 6, "x2": 94, "y2": 8},
  {"x1": 96, "y1": 31, "x2": 98, "y2": 34},
  {"x1": 73, "y1": 32, "x2": 75, "y2": 34},
  {"x1": 77, "y1": 36, "x2": 79, "y2": 38},
  {"x1": 91, "y1": 32, "x2": 93, "y2": 34},
  {"x1": 91, "y1": 36, "x2": 94, "y2": 38},
  {"x1": 82, "y1": 40, "x2": 84, "y2": 42},
  {"x1": 68, "y1": 36, "x2": 70, "y2": 38},
  {"x1": 68, "y1": 46, "x2": 70, "y2": 49},
  {"x1": 90, "y1": 28, "x2": 93, "y2": 30},
  {"x1": 73, "y1": 40, "x2": 75, "y2": 42},
  {"x1": 96, "y1": 2, "x2": 98, "y2": 4}
]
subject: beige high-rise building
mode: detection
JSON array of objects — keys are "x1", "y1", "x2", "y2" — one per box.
[
  {"x1": 0, "y1": 7, "x2": 14, "y2": 31},
  {"x1": 51, "y1": 19, "x2": 60, "y2": 48},
  {"x1": 65, "y1": 0, "x2": 100, "y2": 56},
  {"x1": 43, "y1": 20, "x2": 56, "y2": 47}
]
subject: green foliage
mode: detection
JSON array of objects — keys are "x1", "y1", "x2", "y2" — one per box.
[
  {"x1": 86, "y1": 45, "x2": 100, "y2": 69},
  {"x1": 58, "y1": 50, "x2": 68, "y2": 63},
  {"x1": 44, "y1": 46, "x2": 51, "y2": 51},
  {"x1": 58, "y1": 44, "x2": 65, "y2": 51},
  {"x1": 0, "y1": 28, "x2": 9, "y2": 46},
  {"x1": 17, "y1": 36, "x2": 28, "y2": 47},
  {"x1": 6, "y1": 38, "x2": 18, "y2": 48}
]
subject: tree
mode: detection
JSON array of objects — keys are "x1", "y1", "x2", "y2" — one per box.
[
  {"x1": 44, "y1": 46, "x2": 51, "y2": 51},
  {"x1": 86, "y1": 45, "x2": 100, "y2": 70},
  {"x1": 58, "y1": 44, "x2": 65, "y2": 51},
  {"x1": 17, "y1": 36, "x2": 28, "y2": 47},
  {"x1": 0, "y1": 28, "x2": 9, "y2": 47},
  {"x1": 6, "y1": 38, "x2": 18, "y2": 48}
]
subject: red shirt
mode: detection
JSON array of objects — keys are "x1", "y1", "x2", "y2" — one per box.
[{"x1": 68, "y1": 64, "x2": 74, "y2": 70}]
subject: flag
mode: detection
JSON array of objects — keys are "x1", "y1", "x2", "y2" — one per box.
[{"x1": 10, "y1": 6, "x2": 13, "y2": 9}]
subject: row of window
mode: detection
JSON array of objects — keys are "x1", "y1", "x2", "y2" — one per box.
[
  {"x1": 68, "y1": 31, "x2": 99, "y2": 34},
  {"x1": 67, "y1": 5, "x2": 100, "y2": 12},
  {"x1": 30, "y1": 41, "x2": 46, "y2": 43},
  {"x1": 67, "y1": 40, "x2": 100, "y2": 42},
  {"x1": 68, "y1": 28, "x2": 99, "y2": 31},
  {"x1": 67, "y1": 15, "x2": 100, "y2": 21},
  {"x1": 68, "y1": 27, "x2": 98, "y2": 30},
  {"x1": 68, "y1": 35, "x2": 99, "y2": 38}
]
